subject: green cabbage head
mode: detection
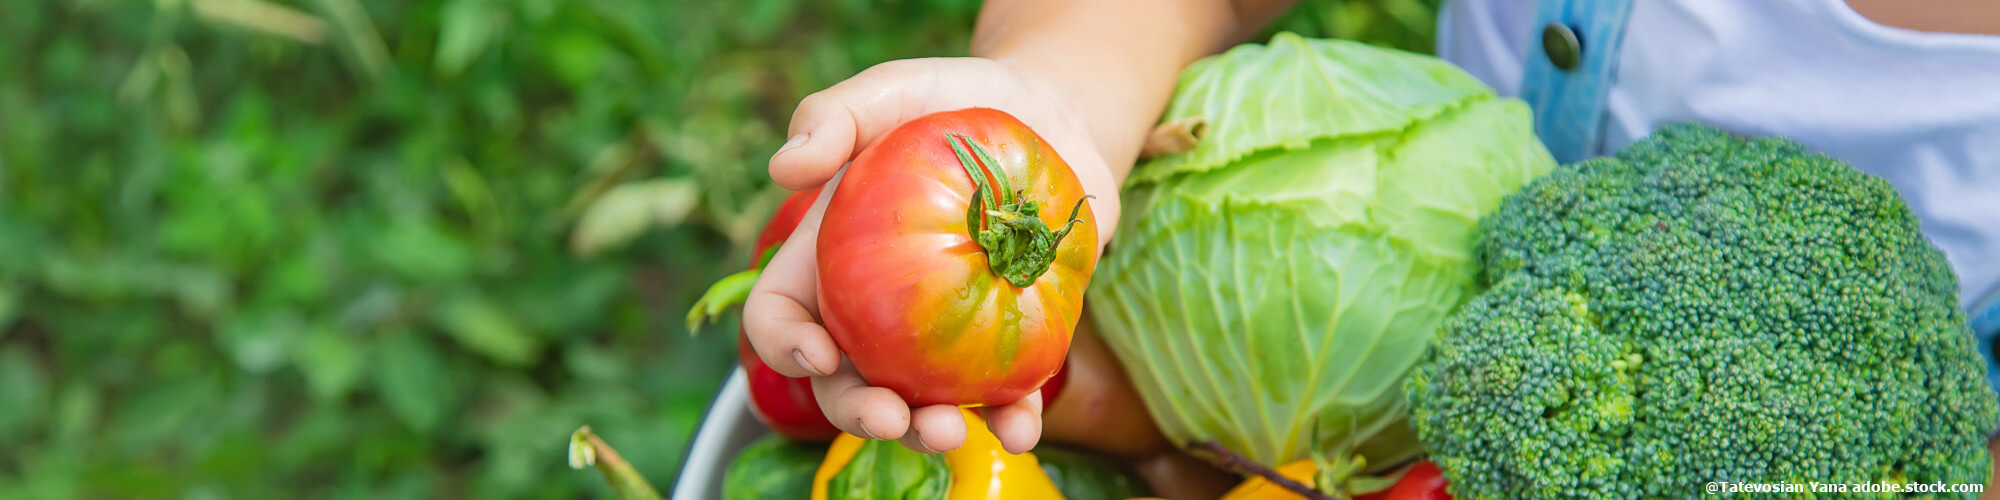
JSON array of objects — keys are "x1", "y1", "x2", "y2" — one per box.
[{"x1": 1087, "y1": 33, "x2": 1555, "y2": 470}]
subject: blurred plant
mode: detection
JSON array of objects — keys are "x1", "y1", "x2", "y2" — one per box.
[
  {"x1": 569, "y1": 426, "x2": 665, "y2": 500},
  {"x1": 1262, "y1": 0, "x2": 1443, "y2": 55},
  {"x1": 0, "y1": 0, "x2": 1433, "y2": 498}
]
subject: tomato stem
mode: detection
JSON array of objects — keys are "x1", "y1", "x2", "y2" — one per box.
[
  {"x1": 945, "y1": 133, "x2": 1091, "y2": 288},
  {"x1": 1190, "y1": 441, "x2": 1341, "y2": 500}
]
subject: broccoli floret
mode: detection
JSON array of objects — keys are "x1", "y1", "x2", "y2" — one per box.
[{"x1": 1407, "y1": 124, "x2": 1999, "y2": 498}]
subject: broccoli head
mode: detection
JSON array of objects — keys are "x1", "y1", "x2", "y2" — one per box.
[{"x1": 1406, "y1": 123, "x2": 1998, "y2": 498}]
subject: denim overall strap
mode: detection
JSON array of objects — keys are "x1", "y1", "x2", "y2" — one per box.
[
  {"x1": 1972, "y1": 288, "x2": 2000, "y2": 406},
  {"x1": 1519, "y1": 0, "x2": 1638, "y2": 164}
]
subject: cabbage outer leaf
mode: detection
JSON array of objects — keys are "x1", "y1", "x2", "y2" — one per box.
[{"x1": 1090, "y1": 33, "x2": 1556, "y2": 468}]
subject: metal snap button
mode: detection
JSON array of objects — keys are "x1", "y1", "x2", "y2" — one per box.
[{"x1": 1543, "y1": 23, "x2": 1582, "y2": 71}]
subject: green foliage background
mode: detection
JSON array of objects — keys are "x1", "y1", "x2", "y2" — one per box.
[{"x1": 0, "y1": 0, "x2": 1436, "y2": 497}]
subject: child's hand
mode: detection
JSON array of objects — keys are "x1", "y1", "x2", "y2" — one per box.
[{"x1": 741, "y1": 57, "x2": 1121, "y2": 455}]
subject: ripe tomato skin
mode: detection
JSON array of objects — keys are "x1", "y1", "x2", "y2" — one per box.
[
  {"x1": 739, "y1": 188, "x2": 838, "y2": 441},
  {"x1": 751, "y1": 187, "x2": 821, "y2": 262},
  {"x1": 816, "y1": 108, "x2": 1098, "y2": 407},
  {"x1": 1355, "y1": 461, "x2": 1450, "y2": 500}
]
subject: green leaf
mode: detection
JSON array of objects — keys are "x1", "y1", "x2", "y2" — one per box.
[
  {"x1": 374, "y1": 331, "x2": 455, "y2": 432},
  {"x1": 312, "y1": 0, "x2": 393, "y2": 82},
  {"x1": 269, "y1": 237, "x2": 333, "y2": 304},
  {"x1": 370, "y1": 219, "x2": 473, "y2": 281},
  {"x1": 826, "y1": 439, "x2": 951, "y2": 500},
  {"x1": 439, "y1": 155, "x2": 496, "y2": 223},
  {"x1": 169, "y1": 265, "x2": 232, "y2": 320},
  {"x1": 293, "y1": 324, "x2": 364, "y2": 400},
  {"x1": 734, "y1": 0, "x2": 799, "y2": 42},
  {"x1": 722, "y1": 436, "x2": 825, "y2": 500},
  {"x1": 562, "y1": 342, "x2": 629, "y2": 381},
  {"x1": 546, "y1": 30, "x2": 614, "y2": 88},
  {"x1": 434, "y1": 0, "x2": 505, "y2": 76},
  {"x1": 0, "y1": 345, "x2": 48, "y2": 439},
  {"x1": 188, "y1": 0, "x2": 330, "y2": 44},
  {"x1": 107, "y1": 364, "x2": 221, "y2": 452},
  {"x1": 52, "y1": 382, "x2": 100, "y2": 446},
  {"x1": 570, "y1": 178, "x2": 698, "y2": 257},
  {"x1": 218, "y1": 310, "x2": 302, "y2": 374},
  {"x1": 0, "y1": 282, "x2": 19, "y2": 334},
  {"x1": 435, "y1": 292, "x2": 542, "y2": 366}
]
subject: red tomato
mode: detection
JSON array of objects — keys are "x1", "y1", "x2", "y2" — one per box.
[
  {"x1": 816, "y1": 108, "x2": 1098, "y2": 407},
  {"x1": 1041, "y1": 359, "x2": 1069, "y2": 408},
  {"x1": 738, "y1": 188, "x2": 838, "y2": 441},
  {"x1": 738, "y1": 330, "x2": 838, "y2": 441},
  {"x1": 1356, "y1": 461, "x2": 1450, "y2": 500},
  {"x1": 749, "y1": 187, "x2": 821, "y2": 266}
]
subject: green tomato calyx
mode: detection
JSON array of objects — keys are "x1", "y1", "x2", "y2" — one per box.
[{"x1": 946, "y1": 133, "x2": 1090, "y2": 288}]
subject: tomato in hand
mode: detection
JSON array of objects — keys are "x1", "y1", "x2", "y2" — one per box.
[
  {"x1": 816, "y1": 108, "x2": 1098, "y2": 407},
  {"x1": 688, "y1": 188, "x2": 839, "y2": 441}
]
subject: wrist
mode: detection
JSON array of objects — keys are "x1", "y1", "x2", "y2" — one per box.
[{"x1": 990, "y1": 52, "x2": 1158, "y2": 184}]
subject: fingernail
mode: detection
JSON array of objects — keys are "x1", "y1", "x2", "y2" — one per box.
[
  {"x1": 791, "y1": 348, "x2": 826, "y2": 376},
  {"x1": 773, "y1": 134, "x2": 808, "y2": 159},
  {"x1": 910, "y1": 429, "x2": 938, "y2": 454},
  {"x1": 855, "y1": 418, "x2": 884, "y2": 440}
]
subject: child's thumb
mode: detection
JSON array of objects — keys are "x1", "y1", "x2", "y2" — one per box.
[{"x1": 770, "y1": 60, "x2": 940, "y2": 190}]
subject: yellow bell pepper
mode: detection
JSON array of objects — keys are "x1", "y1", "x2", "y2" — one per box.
[
  {"x1": 1220, "y1": 460, "x2": 1318, "y2": 500},
  {"x1": 811, "y1": 408, "x2": 1066, "y2": 500}
]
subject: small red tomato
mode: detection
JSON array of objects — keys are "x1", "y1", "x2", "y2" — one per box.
[
  {"x1": 738, "y1": 330, "x2": 838, "y2": 441},
  {"x1": 816, "y1": 108, "x2": 1098, "y2": 407},
  {"x1": 739, "y1": 188, "x2": 837, "y2": 441},
  {"x1": 1356, "y1": 461, "x2": 1450, "y2": 500},
  {"x1": 749, "y1": 187, "x2": 821, "y2": 266},
  {"x1": 1041, "y1": 361, "x2": 1069, "y2": 408}
]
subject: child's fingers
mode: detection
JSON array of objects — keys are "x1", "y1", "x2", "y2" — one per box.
[
  {"x1": 743, "y1": 178, "x2": 841, "y2": 378},
  {"x1": 902, "y1": 405, "x2": 969, "y2": 454},
  {"x1": 741, "y1": 236, "x2": 837, "y2": 377},
  {"x1": 770, "y1": 58, "x2": 955, "y2": 190},
  {"x1": 981, "y1": 390, "x2": 1044, "y2": 454},
  {"x1": 812, "y1": 357, "x2": 912, "y2": 441}
]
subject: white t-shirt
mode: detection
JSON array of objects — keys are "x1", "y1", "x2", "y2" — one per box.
[{"x1": 1438, "y1": 0, "x2": 2000, "y2": 308}]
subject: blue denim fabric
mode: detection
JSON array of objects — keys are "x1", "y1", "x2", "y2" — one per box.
[
  {"x1": 1519, "y1": 0, "x2": 1637, "y2": 164},
  {"x1": 1972, "y1": 288, "x2": 2000, "y2": 404}
]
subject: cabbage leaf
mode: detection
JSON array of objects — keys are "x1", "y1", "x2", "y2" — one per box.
[{"x1": 1089, "y1": 33, "x2": 1556, "y2": 469}]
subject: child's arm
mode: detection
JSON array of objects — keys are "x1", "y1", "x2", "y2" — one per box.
[
  {"x1": 970, "y1": 0, "x2": 1298, "y2": 181},
  {"x1": 744, "y1": 0, "x2": 1296, "y2": 456}
]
